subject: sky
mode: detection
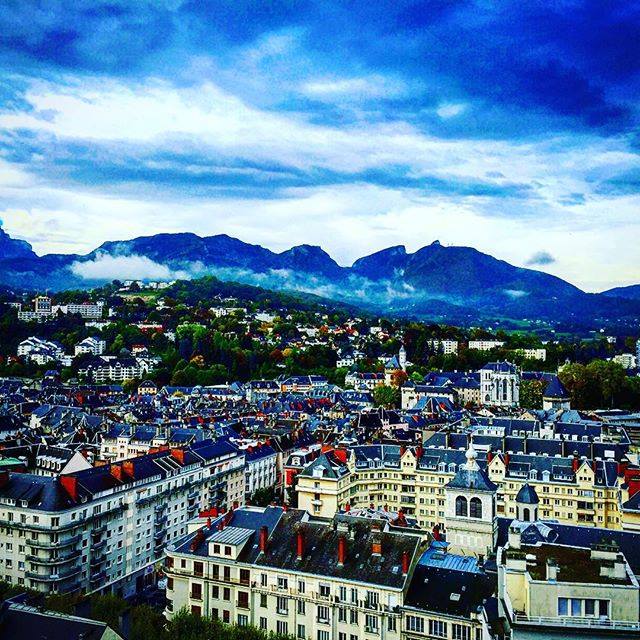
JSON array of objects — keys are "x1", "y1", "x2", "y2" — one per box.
[{"x1": 0, "y1": 1, "x2": 639, "y2": 292}]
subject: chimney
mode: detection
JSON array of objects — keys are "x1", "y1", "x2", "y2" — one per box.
[
  {"x1": 171, "y1": 448, "x2": 185, "y2": 465},
  {"x1": 122, "y1": 460, "x2": 135, "y2": 479},
  {"x1": 211, "y1": 505, "x2": 219, "y2": 518},
  {"x1": 206, "y1": 517, "x2": 212, "y2": 528},
  {"x1": 296, "y1": 528, "x2": 305, "y2": 561},
  {"x1": 415, "y1": 445, "x2": 423, "y2": 460},
  {"x1": 402, "y1": 550, "x2": 410, "y2": 576},
  {"x1": 337, "y1": 535, "x2": 346, "y2": 566},
  {"x1": 344, "y1": 502, "x2": 351, "y2": 512},
  {"x1": 487, "y1": 449, "x2": 493, "y2": 464},
  {"x1": 546, "y1": 558, "x2": 558, "y2": 582},
  {"x1": 572, "y1": 452, "x2": 579, "y2": 473},
  {"x1": 259, "y1": 526, "x2": 268, "y2": 554},
  {"x1": 110, "y1": 463, "x2": 123, "y2": 481},
  {"x1": 371, "y1": 532, "x2": 382, "y2": 557},
  {"x1": 591, "y1": 459, "x2": 597, "y2": 474},
  {"x1": 60, "y1": 475, "x2": 78, "y2": 502},
  {"x1": 503, "y1": 452, "x2": 510, "y2": 468}
]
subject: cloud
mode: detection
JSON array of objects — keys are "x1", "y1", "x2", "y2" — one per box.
[
  {"x1": 70, "y1": 253, "x2": 190, "y2": 281},
  {"x1": 436, "y1": 103, "x2": 467, "y2": 119},
  {"x1": 526, "y1": 251, "x2": 556, "y2": 266},
  {"x1": 503, "y1": 289, "x2": 529, "y2": 299}
]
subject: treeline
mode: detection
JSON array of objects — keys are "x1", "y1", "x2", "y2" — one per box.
[
  {"x1": 0, "y1": 582, "x2": 293, "y2": 640},
  {"x1": 559, "y1": 360, "x2": 640, "y2": 410}
]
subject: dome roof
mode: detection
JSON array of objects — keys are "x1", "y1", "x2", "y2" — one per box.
[{"x1": 515, "y1": 483, "x2": 540, "y2": 505}]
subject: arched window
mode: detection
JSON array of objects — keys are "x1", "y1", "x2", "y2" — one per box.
[
  {"x1": 470, "y1": 497, "x2": 482, "y2": 519},
  {"x1": 455, "y1": 496, "x2": 468, "y2": 517},
  {"x1": 523, "y1": 507, "x2": 530, "y2": 521},
  {"x1": 502, "y1": 379, "x2": 508, "y2": 401}
]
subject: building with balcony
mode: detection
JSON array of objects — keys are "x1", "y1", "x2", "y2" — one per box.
[{"x1": 0, "y1": 439, "x2": 245, "y2": 598}]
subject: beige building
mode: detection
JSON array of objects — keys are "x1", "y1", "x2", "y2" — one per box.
[
  {"x1": 296, "y1": 443, "x2": 627, "y2": 539},
  {"x1": 498, "y1": 523, "x2": 640, "y2": 638},
  {"x1": 164, "y1": 506, "x2": 495, "y2": 640}
]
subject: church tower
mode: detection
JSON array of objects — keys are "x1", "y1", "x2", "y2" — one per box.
[
  {"x1": 399, "y1": 344, "x2": 407, "y2": 371},
  {"x1": 444, "y1": 443, "x2": 497, "y2": 559}
]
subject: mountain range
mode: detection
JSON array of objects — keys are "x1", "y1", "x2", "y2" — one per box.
[{"x1": 1, "y1": 226, "x2": 638, "y2": 323}]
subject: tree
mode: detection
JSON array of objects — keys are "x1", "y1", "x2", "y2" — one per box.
[
  {"x1": 373, "y1": 384, "x2": 400, "y2": 408},
  {"x1": 390, "y1": 369, "x2": 408, "y2": 387},
  {"x1": 519, "y1": 379, "x2": 545, "y2": 409},
  {"x1": 90, "y1": 594, "x2": 127, "y2": 635},
  {"x1": 129, "y1": 604, "x2": 167, "y2": 640}
]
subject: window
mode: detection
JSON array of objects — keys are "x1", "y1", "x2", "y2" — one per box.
[
  {"x1": 191, "y1": 605, "x2": 201, "y2": 617},
  {"x1": 317, "y1": 605, "x2": 330, "y2": 623},
  {"x1": 261, "y1": 573, "x2": 268, "y2": 587},
  {"x1": 319, "y1": 583, "x2": 330, "y2": 598},
  {"x1": 455, "y1": 496, "x2": 468, "y2": 517},
  {"x1": 339, "y1": 586, "x2": 347, "y2": 601},
  {"x1": 453, "y1": 624, "x2": 471, "y2": 640},
  {"x1": 277, "y1": 621, "x2": 288, "y2": 635},
  {"x1": 317, "y1": 631, "x2": 329, "y2": 640},
  {"x1": 429, "y1": 620, "x2": 447, "y2": 638},
  {"x1": 365, "y1": 614, "x2": 378, "y2": 632},
  {"x1": 223, "y1": 566, "x2": 231, "y2": 582},
  {"x1": 260, "y1": 617, "x2": 267, "y2": 630},
  {"x1": 297, "y1": 625, "x2": 306, "y2": 639},
  {"x1": 469, "y1": 497, "x2": 482, "y2": 519},
  {"x1": 297, "y1": 600, "x2": 306, "y2": 615},
  {"x1": 260, "y1": 593, "x2": 267, "y2": 608},
  {"x1": 277, "y1": 596, "x2": 288, "y2": 615},
  {"x1": 238, "y1": 614, "x2": 248, "y2": 627},
  {"x1": 278, "y1": 576, "x2": 288, "y2": 590},
  {"x1": 193, "y1": 561, "x2": 203, "y2": 577},
  {"x1": 240, "y1": 568, "x2": 250, "y2": 585},
  {"x1": 388, "y1": 617, "x2": 396, "y2": 631},
  {"x1": 223, "y1": 588, "x2": 231, "y2": 602},
  {"x1": 238, "y1": 591, "x2": 249, "y2": 609},
  {"x1": 338, "y1": 608, "x2": 347, "y2": 623},
  {"x1": 365, "y1": 591, "x2": 379, "y2": 608},
  {"x1": 298, "y1": 579, "x2": 305, "y2": 594},
  {"x1": 190, "y1": 583, "x2": 202, "y2": 600},
  {"x1": 350, "y1": 610, "x2": 358, "y2": 625}
]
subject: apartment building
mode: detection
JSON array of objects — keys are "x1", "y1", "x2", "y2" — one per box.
[
  {"x1": 426, "y1": 339, "x2": 459, "y2": 355},
  {"x1": 165, "y1": 506, "x2": 496, "y2": 640},
  {"x1": 75, "y1": 336, "x2": 106, "y2": 356},
  {"x1": 468, "y1": 340, "x2": 505, "y2": 351},
  {"x1": 497, "y1": 522, "x2": 640, "y2": 638},
  {"x1": 297, "y1": 443, "x2": 627, "y2": 534},
  {"x1": 0, "y1": 439, "x2": 245, "y2": 597}
]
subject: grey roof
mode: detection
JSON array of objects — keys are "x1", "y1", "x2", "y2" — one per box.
[
  {"x1": 446, "y1": 465, "x2": 497, "y2": 492},
  {"x1": 515, "y1": 483, "x2": 539, "y2": 504}
]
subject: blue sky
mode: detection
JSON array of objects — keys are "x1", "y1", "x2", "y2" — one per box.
[{"x1": 0, "y1": 1, "x2": 639, "y2": 291}]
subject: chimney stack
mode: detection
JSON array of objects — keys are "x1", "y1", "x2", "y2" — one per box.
[
  {"x1": 371, "y1": 532, "x2": 382, "y2": 557},
  {"x1": 296, "y1": 528, "x2": 305, "y2": 561},
  {"x1": 337, "y1": 535, "x2": 346, "y2": 566},
  {"x1": 572, "y1": 451, "x2": 579, "y2": 473},
  {"x1": 402, "y1": 550, "x2": 410, "y2": 576},
  {"x1": 487, "y1": 449, "x2": 493, "y2": 464},
  {"x1": 259, "y1": 526, "x2": 268, "y2": 554}
]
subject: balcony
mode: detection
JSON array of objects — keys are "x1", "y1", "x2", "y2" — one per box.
[
  {"x1": 91, "y1": 525, "x2": 107, "y2": 537},
  {"x1": 154, "y1": 529, "x2": 167, "y2": 542},
  {"x1": 27, "y1": 566, "x2": 81, "y2": 583},
  {"x1": 91, "y1": 538, "x2": 107, "y2": 551},
  {"x1": 28, "y1": 534, "x2": 81, "y2": 550},
  {"x1": 512, "y1": 614, "x2": 640, "y2": 632},
  {"x1": 154, "y1": 515, "x2": 167, "y2": 527},
  {"x1": 188, "y1": 490, "x2": 199, "y2": 500},
  {"x1": 90, "y1": 570, "x2": 107, "y2": 584},
  {"x1": 27, "y1": 552, "x2": 77, "y2": 566}
]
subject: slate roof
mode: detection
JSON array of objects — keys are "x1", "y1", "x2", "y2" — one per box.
[
  {"x1": 253, "y1": 510, "x2": 420, "y2": 589},
  {"x1": 0, "y1": 602, "x2": 117, "y2": 640},
  {"x1": 515, "y1": 483, "x2": 539, "y2": 504},
  {"x1": 405, "y1": 564, "x2": 494, "y2": 617},
  {"x1": 494, "y1": 517, "x2": 640, "y2": 577}
]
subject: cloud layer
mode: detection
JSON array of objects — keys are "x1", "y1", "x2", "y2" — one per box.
[{"x1": 0, "y1": 1, "x2": 639, "y2": 291}]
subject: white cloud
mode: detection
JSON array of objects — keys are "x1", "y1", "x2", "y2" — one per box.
[
  {"x1": 70, "y1": 253, "x2": 190, "y2": 281},
  {"x1": 302, "y1": 75, "x2": 407, "y2": 100},
  {"x1": 436, "y1": 102, "x2": 467, "y2": 119}
]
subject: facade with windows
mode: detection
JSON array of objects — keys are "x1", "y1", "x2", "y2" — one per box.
[
  {"x1": 296, "y1": 443, "x2": 625, "y2": 534},
  {"x1": 165, "y1": 506, "x2": 495, "y2": 640},
  {"x1": 497, "y1": 523, "x2": 640, "y2": 637},
  {"x1": 0, "y1": 439, "x2": 244, "y2": 598}
]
